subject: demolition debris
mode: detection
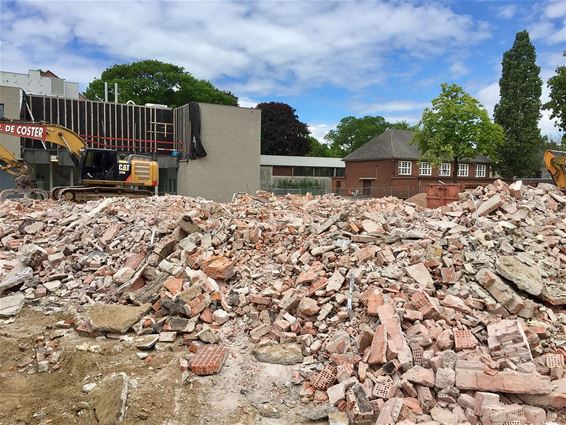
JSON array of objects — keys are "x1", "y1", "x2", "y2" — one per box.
[{"x1": 0, "y1": 180, "x2": 565, "y2": 424}]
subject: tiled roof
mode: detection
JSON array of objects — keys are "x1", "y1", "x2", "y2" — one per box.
[{"x1": 343, "y1": 129, "x2": 491, "y2": 163}]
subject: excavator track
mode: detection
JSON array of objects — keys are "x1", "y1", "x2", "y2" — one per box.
[{"x1": 51, "y1": 186, "x2": 154, "y2": 202}]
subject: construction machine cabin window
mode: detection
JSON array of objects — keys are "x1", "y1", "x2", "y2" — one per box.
[
  {"x1": 0, "y1": 104, "x2": 4, "y2": 118},
  {"x1": 81, "y1": 150, "x2": 118, "y2": 181}
]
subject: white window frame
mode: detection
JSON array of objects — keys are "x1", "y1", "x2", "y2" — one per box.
[
  {"x1": 457, "y1": 163, "x2": 469, "y2": 177},
  {"x1": 398, "y1": 160, "x2": 412, "y2": 176},
  {"x1": 419, "y1": 161, "x2": 432, "y2": 176},
  {"x1": 439, "y1": 163, "x2": 451, "y2": 177},
  {"x1": 476, "y1": 164, "x2": 486, "y2": 178}
]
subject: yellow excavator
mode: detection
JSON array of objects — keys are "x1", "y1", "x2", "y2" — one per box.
[
  {"x1": 0, "y1": 120, "x2": 159, "y2": 201},
  {"x1": 0, "y1": 142, "x2": 49, "y2": 200},
  {"x1": 544, "y1": 150, "x2": 566, "y2": 190}
]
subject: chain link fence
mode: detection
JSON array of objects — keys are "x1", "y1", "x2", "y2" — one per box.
[
  {"x1": 334, "y1": 186, "x2": 420, "y2": 199},
  {"x1": 265, "y1": 185, "x2": 420, "y2": 199}
]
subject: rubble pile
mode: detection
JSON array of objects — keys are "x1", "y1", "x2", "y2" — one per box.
[{"x1": 0, "y1": 180, "x2": 565, "y2": 424}]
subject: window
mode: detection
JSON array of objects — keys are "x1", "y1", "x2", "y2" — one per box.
[
  {"x1": 458, "y1": 163, "x2": 469, "y2": 177},
  {"x1": 362, "y1": 179, "x2": 373, "y2": 196},
  {"x1": 398, "y1": 160, "x2": 412, "y2": 176},
  {"x1": 293, "y1": 167, "x2": 314, "y2": 176},
  {"x1": 0, "y1": 103, "x2": 4, "y2": 118},
  {"x1": 335, "y1": 168, "x2": 345, "y2": 177},
  {"x1": 439, "y1": 163, "x2": 451, "y2": 177},
  {"x1": 419, "y1": 161, "x2": 432, "y2": 176},
  {"x1": 476, "y1": 164, "x2": 487, "y2": 178},
  {"x1": 314, "y1": 167, "x2": 335, "y2": 177}
]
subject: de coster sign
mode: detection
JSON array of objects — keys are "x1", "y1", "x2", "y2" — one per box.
[{"x1": 0, "y1": 123, "x2": 47, "y2": 141}]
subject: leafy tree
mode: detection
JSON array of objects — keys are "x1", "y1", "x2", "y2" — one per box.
[
  {"x1": 306, "y1": 136, "x2": 338, "y2": 157},
  {"x1": 413, "y1": 83, "x2": 504, "y2": 183},
  {"x1": 324, "y1": 116, "x2": 411, "y2": 157},
  {"x1": 543, "y1": 55, "x2": 566, "y2": 143},
  {"x1": 494, "y1": 30, "x2": 543, "y2": 177},
  {"x1": 257, "y1": 102, "x2": 310, "y2": 156},
  {"x1": 84, "y1": 60, "x2": 237, "y2": 107}
]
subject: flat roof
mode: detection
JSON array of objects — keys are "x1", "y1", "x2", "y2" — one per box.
[{"x1": 260, "y1": 155, "x2": 344, "y2": 168}]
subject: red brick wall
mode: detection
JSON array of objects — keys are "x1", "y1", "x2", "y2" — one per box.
[{"x1": 344, "y1": 159, "x2": 493, "y2": 197}]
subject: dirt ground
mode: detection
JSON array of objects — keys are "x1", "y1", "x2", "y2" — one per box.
[{"x1": 0, "y1": 307, "x2": 326, "y2": 425}]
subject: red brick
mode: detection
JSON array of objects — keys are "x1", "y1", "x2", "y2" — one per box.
[
  {"x1": 200, "y1": 256, "x2": 235, "y2": 280},
  {"x1": 313, "y1": 364, "x2": 337, "y2": 390},
  {"x1": 187, "y1": 294, "x2": 209, "y2": 317},
  {"x1": 163, "y1": 277, "x2": 183, "y2": 295},
  {"x1": 367, "y1": 290, "x2": 384, "y2": 315},
  {"x1": 190, "y1": 344, "x2": 229, "y2": 375},
  {"x1": 453, "y1": 328, "x2": 477, "y2": 351},
  {"x1": 249, "y1": 294, "x2": 271, "y2": 305},
  {"x1": 411, "y1": 291, "x2": 440, "y2": 319},
  {"x1": 199, "y1": 308, "x2": 213, "y2": 323},
  {"x1": 368, "y1": 324, "x2": 387, "y2": 365}
]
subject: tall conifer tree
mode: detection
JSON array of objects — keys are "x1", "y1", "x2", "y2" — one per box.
[{"x1": 494, "y1": 30, "x2": 542, "y2": 177}]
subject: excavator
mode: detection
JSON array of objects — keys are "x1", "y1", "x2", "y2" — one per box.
[
  {"x1": 0, "y1": 120, "x2": 159, "y2": 201},
  {"x1": 544, "y1": 150, "x2": 566, "y2": 190}
]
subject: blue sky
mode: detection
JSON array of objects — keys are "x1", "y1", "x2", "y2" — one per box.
[{"x1": 1, "y1": 0, "x2": 565, "y2": 140}]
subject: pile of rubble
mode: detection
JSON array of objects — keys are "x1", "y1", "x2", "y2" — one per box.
[{"x1": 0, "y1": 180, "x2": 565, "y2": 424}]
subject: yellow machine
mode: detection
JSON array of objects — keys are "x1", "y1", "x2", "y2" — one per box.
[
  {"x1": 0, "y1": 142, "x2": 48, "y2": 200},
  {"x1": 544, "y1": 150, "x2": 566, "y2": 190},
  {"x1": 0, "y1": 120, "x2": 159, "y2": 201}
]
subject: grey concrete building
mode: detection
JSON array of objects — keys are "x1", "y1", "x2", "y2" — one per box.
[{"x1": 177, "y1": 104, "x2": 261, "y2": 202}]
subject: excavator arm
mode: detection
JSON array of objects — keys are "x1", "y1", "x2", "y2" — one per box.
[
  {"x1": 0, "y1": 143, "x2": 29, "y2": 178},
  {"x1": 0, "y1": 121, "x2": 86, "y2": 167},
  {"x1": 544, "y1": 150, "x2": 566, "y2": 190}
]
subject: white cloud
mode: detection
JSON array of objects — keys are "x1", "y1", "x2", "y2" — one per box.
[
  {"x1": 238, "y1": 97, "x2": 260, "y2": 108},
  {"x1": 497, "y1": 4, "x2": 517, "y2": 19},
  {"x1": 383, "y1": 115, "x2": 421, "y2": 125},
  {"x1": 308, "y1": 123, "x2": 336, "y2": 141},
  {"x1": 449, "y1": 61, "x2": 470, "y2": 77},
  {"x1": 0, "y1": 0, "x2": 491, "y2": 97},
  {"x1": 545, "y1": 0, "x2": 566, "y2": 19},
  {"x1": 477, "y1": 82, "x2": 500, "y2": 115},
  {"x1": 529, "y1": 0, "x2": 566, "y2": 45},
  {"x1": 353, "y1": 100, "x2": 429, "y2": 115}
]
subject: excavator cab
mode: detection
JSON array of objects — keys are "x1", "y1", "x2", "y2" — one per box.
[{"x1": 80, "y1": 149, "x2": 121, "y2": 183}]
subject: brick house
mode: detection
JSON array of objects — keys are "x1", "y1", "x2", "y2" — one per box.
[{"x1": 333, "y1": 129, "x2": 494, "y2": 198}]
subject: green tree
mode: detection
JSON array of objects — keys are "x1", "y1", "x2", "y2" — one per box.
[
  {"x1": 494, "y1": 30, "x2": 543, "y2": 177},
  {"x1": 324, "y1": 116, "x2": 411, "y2": 157},
  {"x1": 306, "y1": 136, "x2": 338, "y2": 157},
  {"x1": 257, "y1": 102, "x2": 310, "y2": 156},
  {"x1": 413, "y1": 83, "x2": 504, "y2": 183},
  {"x1": 84, "y1": 60, "x2": 237, "y2": 107},
  {"x1": 543, "y1": 55, "x2": 566, "y2": 143}
]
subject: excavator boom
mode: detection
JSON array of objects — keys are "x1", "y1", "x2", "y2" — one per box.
[
  {"x1": 0, "y1": 120, "x2": 159, "y2": 201},
  {"x1": 0, "y1": 121, "x2": 85, "y2": 167},
  {"x1": 544, "y1": 150, "x2": 566, "y2": 190}
]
